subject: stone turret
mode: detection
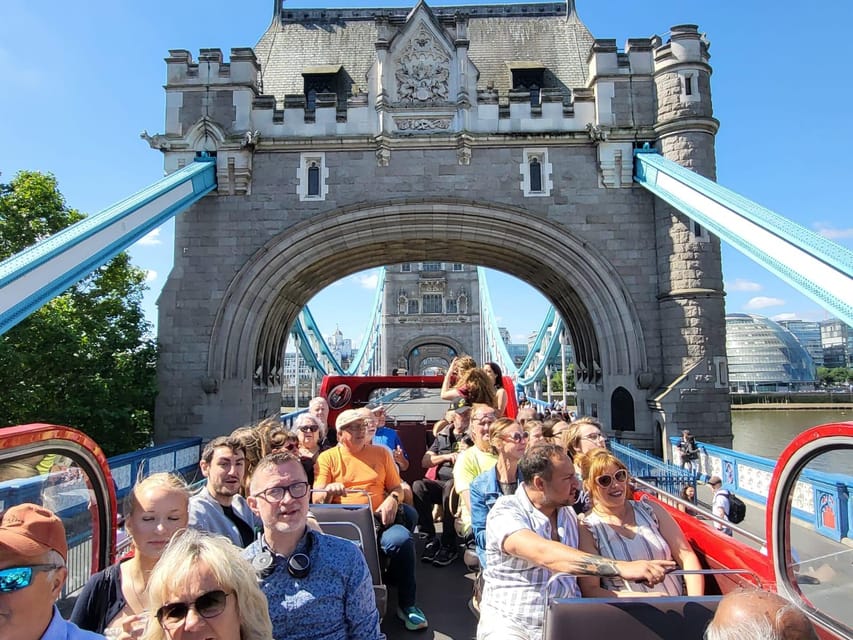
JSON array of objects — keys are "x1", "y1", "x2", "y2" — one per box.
[{"x1": 651, "y1": 25, "x2": 731, "y2": 447}]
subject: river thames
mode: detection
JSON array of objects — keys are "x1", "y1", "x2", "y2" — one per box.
[{"x1": 731, "y1": 407, "x2": 852, "y2": 458}]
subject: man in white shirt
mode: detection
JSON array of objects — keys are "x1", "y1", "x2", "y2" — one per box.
[
  {"x1": 709, "y1": 475, "x2": 733, "y2": 536},
  {"x1": 478, "y1": 444, "x2": 676, "y2": 640}
]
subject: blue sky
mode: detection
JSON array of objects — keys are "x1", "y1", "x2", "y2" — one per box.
[{"x1": 1, "y1": 0, "x2": 851, "y2": 348}]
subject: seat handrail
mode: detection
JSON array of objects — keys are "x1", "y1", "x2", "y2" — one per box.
[
  {"x1": 544, "y1": 566, "x2": 763, "y2": 602},
  {"x1": 631, "y1": 477, "x2": 765, "y2": 546}
]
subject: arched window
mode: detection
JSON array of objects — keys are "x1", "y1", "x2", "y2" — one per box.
[
  {"x1": 529, "y1": 157, "x2": 542, "y2": 193},
  {"x1": 408, "y1": 299, "x2": 419, "y2": 314},
  {"x1": 307, "y1": 162, "x2": 320, "y2": 196},
  {"x1": 610, "y1": 387, "x2": 635, "y2": 431}
]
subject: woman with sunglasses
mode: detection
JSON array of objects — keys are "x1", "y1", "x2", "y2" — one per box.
[
  {"x1": 575, "y1": 449, "x2": 704, "y2": 597},
  {"x1": 561, "y1": 416, "x2": 610, "y2": 514},
  {"x1": 469, "y1": 417, "x2": 528, "y2": 569},
  {"x1": 71, "y1": 473, "x2": 191, "y2": 638},
  {"x1": 141, "y1": 528, "x2": 273, "y2": 640},
  {"x1": 293, "y1": 414, "x2": 327, "y2": 487}
]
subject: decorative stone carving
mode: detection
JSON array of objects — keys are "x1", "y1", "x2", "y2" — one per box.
[
  {"x1": 394, "y1": 24, "x2": 450, "y2": 105},
  {"x1": 419, "y1": 279, "x2": 446, "y2": 294},
  {"x1": 458, "y1": 293, "x2": 467, "y2": 314},
  {"x1": 398, "y1": 295, "x2": 407, "y2": 314},
  {"x1": 586, "y1": 123, "x2": 607, "y2": 142},
  {"x1": 140, "y1": 130, "x2": 173, "y2": 151},
  {"x1": 395, "y1": 118, "x2": 452, "y2": 132},
  {"x1": 242, "y1": 130, "x2": 260, "y2": 148}
]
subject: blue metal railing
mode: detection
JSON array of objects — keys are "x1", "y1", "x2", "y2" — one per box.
[{"x1": 611, "y1": 440, "x2": 697, "y2": 498}]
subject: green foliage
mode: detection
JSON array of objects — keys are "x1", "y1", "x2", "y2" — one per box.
[
  {"x1": 0, "y1": 171, "x2": 157, "y2": 455},
  {"x1": 816, "y1": 366, "x2": 853, "y2": 386},
  {"x1": 549, "y1": 364, "x2": 575, "y2": 393}
]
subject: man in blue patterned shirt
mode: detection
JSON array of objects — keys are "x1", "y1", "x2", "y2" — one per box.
[{"x1": 245, "y1": 452, "x2": 383, "y2": 640}]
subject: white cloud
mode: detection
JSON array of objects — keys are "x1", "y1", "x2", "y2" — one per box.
[
  {"x1": 355, "y1": 273, "x2": 378, "y2": 290},
  {"x1": 145, "y1": 269, "x2": 158, "y2": 282},
  {"x1": 745, "y1": 296, "x2": 785, "y2": 310},
  {"x1": 813, "y1": 223, "x2": 853, "y2": 240},
  {"x1": 137, "y1": 229, "x2": 162, "y2": 246},
  {"x1": 772, "y1": 312, "x2": 797, "y2": 321},
  {"x1": 728, "y1": 278, "x2": 762, "y2": 292}
]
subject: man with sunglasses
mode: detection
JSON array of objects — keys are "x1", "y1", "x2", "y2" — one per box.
[
  {"x1": 0, "y1": 503, "x2": 102, "y2": 640},
  {"x1": 477, "y1": 444, "x2": 675, "y2": 640},
  {"x1": 245, "y1": 452, "x2": 382, "y2": 640}
]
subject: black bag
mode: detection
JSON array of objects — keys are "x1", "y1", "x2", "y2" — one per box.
[{"x1": 726, "y1": 492, "x2": 746, "y2": 524}]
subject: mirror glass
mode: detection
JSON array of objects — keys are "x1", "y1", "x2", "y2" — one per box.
[{"x1": 785, "y1": 448, "x2": 852, "y2": 634}]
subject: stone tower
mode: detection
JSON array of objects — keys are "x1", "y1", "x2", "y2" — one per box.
[
  {"x1": 649, "y1": 25, "x2": 731, "y2": 447},
  {"x1": 149, "y1": 2, "x2": 732, "y2": 450},
  {"x1": 381, "y1": 262, "x2": 481, "y2": 374}
]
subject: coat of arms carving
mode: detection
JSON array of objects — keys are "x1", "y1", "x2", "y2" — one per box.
[{"x1": 394, "y1": 24, "x2": 450, "y2": 105}]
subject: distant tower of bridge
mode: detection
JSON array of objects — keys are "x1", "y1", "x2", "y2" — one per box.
[{"x1": 382, "y1": 262, "x2": 481, "y2": 374}]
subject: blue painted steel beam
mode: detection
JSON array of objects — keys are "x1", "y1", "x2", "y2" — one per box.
[
  {"x1": 635, "y1": 150, "x2": 853, "y2": 327},
  {"x1": 0, "y1": 158, "x2": 216, "y2": 335}
]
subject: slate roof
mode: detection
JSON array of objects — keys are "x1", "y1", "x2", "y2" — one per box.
[{"x1": 253, "y1": 2, "x2": 594, "y2": 102}]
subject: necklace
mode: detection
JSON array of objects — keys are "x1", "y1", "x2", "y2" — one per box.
[{"x1": 124, "y1": 563, "x2": 150, "y2": 613}]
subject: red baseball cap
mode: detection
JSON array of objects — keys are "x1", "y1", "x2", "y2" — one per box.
[{"x1": 0, "y1": 503, "x2": 68, "y2": 562}]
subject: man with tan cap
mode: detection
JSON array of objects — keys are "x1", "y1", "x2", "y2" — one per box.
[
  {"x1": 0, "y1": 503, "x2": 103, "y2": 639},
  {"x1": 315, "y1": 409, "x2": 427, "y2": 632}
]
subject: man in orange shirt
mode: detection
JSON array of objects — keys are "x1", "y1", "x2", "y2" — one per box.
[{"x1": 315, "y1": 409, "x2": 427, "y2": 632}]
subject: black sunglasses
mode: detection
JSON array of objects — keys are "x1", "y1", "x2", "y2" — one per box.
[
  {"x1": 156, "y1": 590, "x2": 232, "y2": 629},
  {"x1": 298, "y1": 425, "x2": 319, "y2": 433},
  {"x1": 594, "y1": 468, "x2": 629, "y2": 488}
]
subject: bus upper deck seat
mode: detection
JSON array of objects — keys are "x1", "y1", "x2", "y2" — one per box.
[
  {"x1": 311, "y1": 503, "x2": 386, "y2": 618},
  {"x1": 542, "y1": 595, "x2": 722, "y2": 640}
]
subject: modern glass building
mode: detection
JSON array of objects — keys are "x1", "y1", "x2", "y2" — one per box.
[
  {"x1": 726, "y1": 314, "x2": 817, "y2": 393},
  {"x1": 777, "y1": 319, "x2": 823, "y2": 368}
]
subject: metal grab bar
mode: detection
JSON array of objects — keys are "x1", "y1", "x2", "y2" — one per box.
[
  {"x1": 667, "y1": 568, "x2": 763, "y2": 588},
  {"x1": 631, "y1": 477, "x2": 766, "y2": 546},
  {"x1": 545, "y1": 566, "x2": 763, "y2": 602}
]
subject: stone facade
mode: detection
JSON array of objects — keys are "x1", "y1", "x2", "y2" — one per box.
[
  {"x1": 382, "y1": 262, "x2": 481, "y2": 373},
  {"x1": 151, "y1": 2, "x2": 731, "y2": 451}
]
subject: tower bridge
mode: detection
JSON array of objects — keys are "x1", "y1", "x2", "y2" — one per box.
[{"x1": 2, "y1": 1, "x2": 851, "y2": 455}]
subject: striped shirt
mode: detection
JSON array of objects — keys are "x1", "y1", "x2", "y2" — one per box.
[
  {"x1": 479, "y1": 484, "x2": 581, "y2": 638},
  {"x1": 583, "y1": 499, "x2": 682, "y2": 595}
]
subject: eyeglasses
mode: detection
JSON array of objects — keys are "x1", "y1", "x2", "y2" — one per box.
[
  {"x1": 253, "y1": 481, "x2": 310, "y2": 502},
  {"x1": 581, "y1": 432, "x2": 608, "y2": 443},
  {"x1": 0, "y1": 565, "x2": 59, "y2": 592},
  {"x1": 156, "y1": 590, "x2": 232, "y2": 629},
  {"x1": 298, "y1": 425, "x2": 319, "y2": 433},
  {"x1": 594, "y1": 468, "x2": 629, "y2": 488},
  {"x1": 342, "y1": 424, "x2": 367, "y2": 433},
  {"x1": 502, "y1": 432, "x2": 530, "y2": 443}
]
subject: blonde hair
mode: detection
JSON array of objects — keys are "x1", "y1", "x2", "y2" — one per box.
[
  {"x1": 141, "y1": 529, "x2": 273, "y2": 640},
  {"x1": 564, "y1": 416, "x2": 604, "y2": 455},
  {"x1": 574, "y1": 448, "x2": 628, "y2": 496},
  {"x1": 124, "y1": 472, "x2": 190, "y2": 520},
  {"x1": 488, "y1": 418, "x2": 521, "y2": 455}
]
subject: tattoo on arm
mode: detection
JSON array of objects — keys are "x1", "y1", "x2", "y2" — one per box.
[{"x1": 571, "y1": 555, "x2": 620, "y2": 577}]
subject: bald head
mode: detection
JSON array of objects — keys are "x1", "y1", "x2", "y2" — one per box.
[{"x1": 706, "y1": 589, "x2": 817, "y2": 640}]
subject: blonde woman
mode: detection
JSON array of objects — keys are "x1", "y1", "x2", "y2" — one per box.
[
  {"x1": 70, "y1": 473, "x2": 190, "y2": 638},
  {"x1": 141, "y1": 529, "x2": 273, "y2": 640}
]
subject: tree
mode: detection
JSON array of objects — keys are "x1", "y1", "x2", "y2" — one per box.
[
  {"x1": 549, "y1": 364, "x2": 576, "y2": 393},
  {"x1": 0, "y1": 171, "x2": 157, "y2": 455}
]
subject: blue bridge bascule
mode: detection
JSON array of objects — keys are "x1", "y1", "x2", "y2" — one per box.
[{"x1": 1, "y1": 150, "x2": 850, "y2": 393}]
